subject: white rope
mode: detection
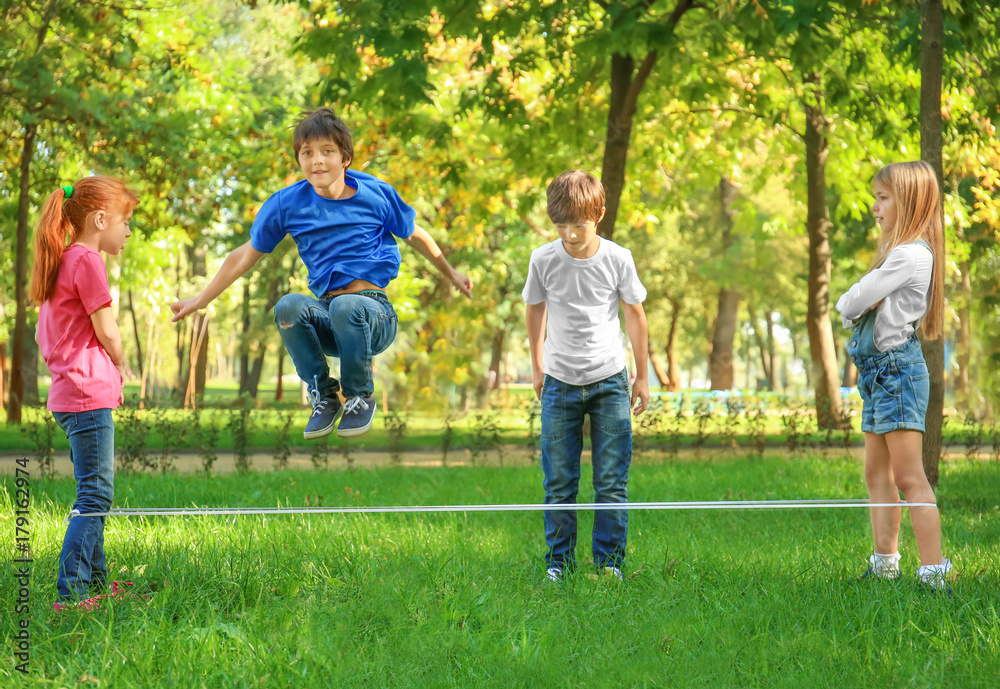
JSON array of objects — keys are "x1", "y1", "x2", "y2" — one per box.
[{"x1": 67, "y1": 499, "x2": 938, "y2": 521}]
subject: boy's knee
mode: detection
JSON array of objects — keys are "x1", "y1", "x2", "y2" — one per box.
[{"x1": 274, "y1": 294, "x2": 309, "y2": 328}]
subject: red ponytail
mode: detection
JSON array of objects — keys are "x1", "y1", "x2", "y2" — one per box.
[{"x1": 29, "y1": 176, "x2": 139, "y2": 304}]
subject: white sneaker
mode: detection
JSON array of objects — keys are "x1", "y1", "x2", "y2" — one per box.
[
  {"x1": 863, "y1": 552, "x2": 901, "y2": 580},
  {"x1": 918, "y1": 558, "x2": 952, "y2": 589},
  {"x1": 545, "y1": 566, "x2": 563, "y2": 583}
]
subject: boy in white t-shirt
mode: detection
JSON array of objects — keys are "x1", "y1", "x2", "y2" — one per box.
[{"x1": 522, "y1": 170, "x2": 650, "y2": 583}]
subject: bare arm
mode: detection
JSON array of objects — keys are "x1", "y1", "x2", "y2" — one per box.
[
  {"x1": 91, "y1": 306, "x2": 131, "y2": 400},
  {"x1": 171, "y1": 240, "x2": 264, "y2": 321},
  {"x1": 622, "y1": 301, "x2": 649, "y2": 415},
  {"x1": 525, "y1": 301, "x2": 547, "y2": 399},
  {"x1": 403, "y1": 225, "x2": 473, "y2": 297}
]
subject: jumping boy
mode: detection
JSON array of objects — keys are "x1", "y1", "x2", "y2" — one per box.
[
  {"x1": 172, "y1": 108, "x2": 471, "y2": 438},
  {"x1": 522, "y1": 169, "x2": 649, "y2": 582}
]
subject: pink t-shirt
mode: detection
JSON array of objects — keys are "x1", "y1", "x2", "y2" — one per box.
[{"x1": 38, "y1": 244, "x2": 121, "y2": 412}]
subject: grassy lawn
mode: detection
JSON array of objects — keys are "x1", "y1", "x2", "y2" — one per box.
[{"x1": 2, "y1": 455, "x2": 999, "y2": 687}]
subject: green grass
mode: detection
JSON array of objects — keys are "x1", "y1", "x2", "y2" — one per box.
[{"x1": 3, "y1": 455, "x2": 999, "y2": 687}]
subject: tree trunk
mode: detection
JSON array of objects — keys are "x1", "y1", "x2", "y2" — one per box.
[
  {"x1": 275, "y1": 349, "x2": 284, "y2": 402},
  {"x1": 8, "y1": 122, "x2": 37, "y2": 425},
  {"x1": 792, "y1": 332, "x2": 809, "y2": 390},
  {"x1": 955, "y1": 258, "x2": 970, "y2": 414},
  {"x1": 665, "y1": 298, "x2": 683, "y2": 392},
  {"x1": 23, "y1": 322, "x2": 39, "y2": 405},
  {"x1": 920, "y1": 0, "x2": 945, "y2": 486},
  {"x1": 127, "y1": 290, "x2": 144, "y2": 379},
  {"x1": 239, "y1": 281, "x2": 251, "y2": 397},
  {"x1": 710, "y1": 177, "x2": 741, "y2": 391},
  {"x1": 245, "y1": 350, "x2": 267, "y2": 399},
  {"x1": 598, "y1": 53, "x2": 639, "y2": 242},
  {"x1": 766, "y1": 310, "x2": 780, "y2": 391},
  {"x1": 479, "y1": 328, "x2": 505, "y2": 406},
  {"x1": 649, "y1": 352, "x2": 669, "y2": 388},
  {"x1": 189, "y1": 244, "x2": 209, "y2": 398},
  {"x1": 596, "y1": 2, "x2": 695, "y2": 240},
  {"x1": 175, "y1": 250, "x2": 187, "y2": 393},
  {"x1": 803, "y1": 73, "x2": 845, "y2": 429},
  {"x1": 0, "y1": 341, "x2": 6, "y2": 409},
  {"x1": 747, "y1": 301, "x2": 772, "y2": 384}
]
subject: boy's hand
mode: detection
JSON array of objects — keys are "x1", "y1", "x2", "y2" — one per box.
[
  {"x1": 449, "y1": 269, "x2": 473, "y2": 298},
  {"x1": 631, "y1": 376, "x2": 649, "y2": 416},
  {"x1": 533, "y1": 370, "x2": 545, "y2": 400},
  {"x1": 171, "y1": 295, "x2": 203, "y2": 322}
]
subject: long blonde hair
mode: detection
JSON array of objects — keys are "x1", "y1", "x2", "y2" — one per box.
[{"x1": 868, "y1": 161, "x2": 944, "y2": 339}]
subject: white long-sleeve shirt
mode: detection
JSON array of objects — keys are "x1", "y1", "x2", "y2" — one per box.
[{"x1": 835, "y1": 242, "x2": 933, "y2": 352}]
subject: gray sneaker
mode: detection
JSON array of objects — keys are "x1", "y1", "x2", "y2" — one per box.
[
  {"x1": 303, "y1": 390, "x2": 342, "y2": 440},
  {"x1": 337, "y1": 396, "x2": 376, "y2": 438},
  {"x1": 602, "y1": 566, "x2": 624, "y2": 582}
]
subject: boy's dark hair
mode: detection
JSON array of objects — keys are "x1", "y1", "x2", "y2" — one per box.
[
  {"x1": 293, "y1": 107, "x2": 354, "y2": 165},
  {"x1": 546, "y1": 170, "x2": 605, "y2": 223}
]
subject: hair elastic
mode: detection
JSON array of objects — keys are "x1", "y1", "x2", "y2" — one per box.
[{"x1": 61, "y1": 185, "x2": 74, "y2": 199}]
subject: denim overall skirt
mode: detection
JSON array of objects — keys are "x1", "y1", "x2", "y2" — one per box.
[{"x1": 846, "y1": 280, "x2": 931, "y2": 433}]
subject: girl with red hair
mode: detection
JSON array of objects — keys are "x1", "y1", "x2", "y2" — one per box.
[{"x1": 31, "y1": 176, "x2": 137, "y2": 607}]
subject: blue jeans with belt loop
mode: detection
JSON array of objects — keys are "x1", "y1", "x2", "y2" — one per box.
[
  {"x1": 53, "y1": 409, "x2": 115, "y2": 601},
  {"x1": 847, "y1": 311, "x2": 930, "y2": 433},
  {"x1": 273, "y1": 291, "x2": 398, "y2": 399},
  {"x1": 540, "y1": 369, "x2": 633, "y2": 570}
]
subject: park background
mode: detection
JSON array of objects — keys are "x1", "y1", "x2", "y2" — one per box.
[{"x1": 2, "y1": 1, "x2": 1000, "y2": 687}]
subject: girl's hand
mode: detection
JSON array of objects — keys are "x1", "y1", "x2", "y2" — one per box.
[
  {"x1": 449, "y1": 269, "x2": 473, "y2": 298},
  {"x1": 117, "y1": 363, "x2": 134, "y2": 382},
  {"x1": 116, "y1": 364, "x2": 133, "y2": 405}
]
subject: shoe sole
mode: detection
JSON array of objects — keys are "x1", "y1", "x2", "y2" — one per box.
[
  {"x1": 337, "y1": 402, "x2": 376, "y2": 438},
  {"x1": 303, "y1": 407, "x2": 344, "y2": 440}
]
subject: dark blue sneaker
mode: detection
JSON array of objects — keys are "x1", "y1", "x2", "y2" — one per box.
[
  {"x1": 303, "y1": 391, "x2": 342, "y2": 440},
  {"x1": 337, "y1": 396, "x2": 376, "y2": 438}
]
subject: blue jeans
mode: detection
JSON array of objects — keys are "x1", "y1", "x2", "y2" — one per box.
[
  {"x1": 540, "y1": 369, "x2": 632, "y2": 569},
  {"x1": 274, "y1": 291, "x2": 397, "y2": 398},
  {"x1": 53, "y1": 409, "x2": 114, "y2": 601}
]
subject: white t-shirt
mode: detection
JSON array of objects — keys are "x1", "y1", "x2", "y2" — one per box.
[
  {"x1": 522, "y1": 237, "x2": 647, "y2": 386},
  {"x1": 836, "y1": 242, "x2": 933, "y2": 351}
]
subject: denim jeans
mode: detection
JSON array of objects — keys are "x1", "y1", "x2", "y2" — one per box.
[
  {"x1": 274, "y1": 291, "x2": 397, "y2": 399},
  {"x1": 53, "y1": 409, "x2": 114, "y2": 601},
  {"x1": 540, "y1": 369, "x2": 632, "y2": 569}
]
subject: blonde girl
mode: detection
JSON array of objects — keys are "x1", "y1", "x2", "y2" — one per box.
[{"x1": 836, "y1": 160, "x2": 950, "y2": 588}]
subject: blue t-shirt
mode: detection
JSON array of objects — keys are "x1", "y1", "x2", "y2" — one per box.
[{"x1": 249, "y1": 170, "x2": 417, "y2": 296}]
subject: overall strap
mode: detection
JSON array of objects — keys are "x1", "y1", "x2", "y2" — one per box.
[{"x1": 910, "y1": 239, "x2": 932, "y2": 330}]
